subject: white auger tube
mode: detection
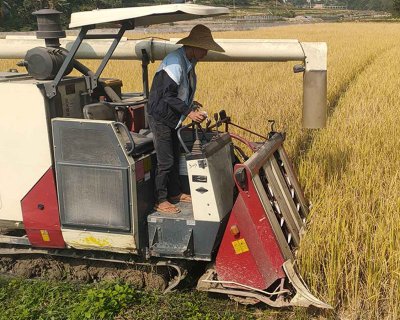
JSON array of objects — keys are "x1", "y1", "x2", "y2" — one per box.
[{"x1": 0, "y1": 37, "x2": 327, "y2": 128}]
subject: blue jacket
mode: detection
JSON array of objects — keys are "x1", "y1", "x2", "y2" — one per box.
[{"x1": 147, "y1": 47, "x2": 197, "y2": 128}]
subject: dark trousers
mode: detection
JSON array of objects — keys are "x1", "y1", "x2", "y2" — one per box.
[{"x1": 148, "y1": 114, "x2": 181, "y2": 203}]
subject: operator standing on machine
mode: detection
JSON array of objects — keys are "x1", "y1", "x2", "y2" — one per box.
[{"x1": 147, "y1": 24, "x2": 224, "y2": 214}]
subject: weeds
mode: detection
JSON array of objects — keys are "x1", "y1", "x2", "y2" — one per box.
[{"x1": 0, "y1": 277, "x2": 263, "y2": 320}]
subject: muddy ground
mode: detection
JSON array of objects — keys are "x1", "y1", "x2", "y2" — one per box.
[{"x1": 0, "y1": 256, "x2": 167, "y2": 291}]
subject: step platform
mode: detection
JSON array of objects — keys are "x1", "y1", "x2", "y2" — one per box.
[{"x1": 147, "y1": 202, "x2": 195, "y2": 258}]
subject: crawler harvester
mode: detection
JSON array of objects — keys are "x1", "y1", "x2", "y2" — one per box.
[{"x1": 0, "y1": 4, "x2": 330, "y2": 308}]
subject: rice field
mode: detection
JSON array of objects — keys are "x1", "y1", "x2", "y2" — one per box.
[{"x1": 1, "y1": 22, "x2": 400, "y2": 319}]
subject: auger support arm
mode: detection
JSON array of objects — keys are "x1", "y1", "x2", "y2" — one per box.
[{"x1": 0, "y1": 37, "x2": 327, "y2": 128}]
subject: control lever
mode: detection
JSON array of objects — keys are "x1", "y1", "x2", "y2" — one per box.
[
  {"x1": 191, "y1": 123, "x2": 203, "y2": 155},
  {"x1": 268, "y1": 119, "x2": 276, "y2": 139},
  {"x1": 214, "y1": 113, "x2": 220, "y2": 137},
  {"x1": 195, "y1": 123, "x2": 200, "y2": 141},
  {"x1": 206, "y1": 118, "x2": 212, "y2": 129},
  {"x1": 219, "y1": 110, "x2": 227, "y2": 120},
  {"x1": 219, "y1": 109, "x2": 228, "y2": 132}
]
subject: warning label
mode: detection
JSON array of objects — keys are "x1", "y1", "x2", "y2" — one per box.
[
  {"x1": 40, "y1": 230, "x2": 50, "y2": 242},
  {"x1": 232, "y1": 238, "x2": 249, "y2": 254}
]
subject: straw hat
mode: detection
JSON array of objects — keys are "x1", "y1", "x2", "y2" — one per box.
[{"x1": 177, "y1": 24, "x2": 224, "y2": 52}]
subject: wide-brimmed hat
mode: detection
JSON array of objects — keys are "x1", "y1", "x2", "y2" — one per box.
[{"x1": 176, "y1": 24, "x2": 224, "y2": 52}]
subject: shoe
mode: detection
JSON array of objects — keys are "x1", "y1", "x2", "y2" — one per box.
[
  {"x1": 154, "y1": 201, "x2": 181, "y2": 214},
  {"x1": 169, "y1": 193, "x2": 192, "y2": 204}
]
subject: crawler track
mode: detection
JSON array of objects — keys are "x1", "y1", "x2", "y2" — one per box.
[{"x1": 0, "y1": 246, "x2": 188, "y2": 292}]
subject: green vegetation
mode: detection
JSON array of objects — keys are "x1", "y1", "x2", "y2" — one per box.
[
  {"x1": 393, "y1": 0, "x2": 400, "y2": 15},
  {"x1": 0, "y1": 273, "x2": 332, "y2": 320},
  {"x1": 0, "y1": 0, "x2": 396, "y2": 32},
  {"x1": 0, "y1": 277, "x2": 132, "y2": 320},
  {"x1": 0, "y1": 276, "x2": 308, "y2": 320}
]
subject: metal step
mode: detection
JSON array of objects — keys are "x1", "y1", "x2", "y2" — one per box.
[
  {"x1": 149, "y1": 225, "x2": 194, "y2": 258},
  {"x1": 148, "y1": 201, "x2": 194, "y2": 221},
  {"x1": 148, "y1": 202, "x2": 195, "y2": 257},
  {"x1": 152, "y1": 242, "x2": 190, "y2": 256}
]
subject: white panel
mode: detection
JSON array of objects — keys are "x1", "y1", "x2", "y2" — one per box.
[
  {"x1": 62, "y1": 229, "x2": 136, "y2": 253},
  {"x1": 207, "y1": 144, "x2": 234, "y2": 220},
  {"x1": 187, "y1": 158, "x2": 217, "y2": 222},
  {"x1": 69, "y1": 4, "x2": 229, "y2": 28},
  {"x1": 0, "y1": 83, "x2": 51, "y2": 222},
  {"x1": 187, "y1": 144, "x2": 234, "y2": 222}
]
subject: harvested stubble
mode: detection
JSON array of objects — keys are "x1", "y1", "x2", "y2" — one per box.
[{"x1": 1, "y1": 22, "x2": 400, "y2": 319}]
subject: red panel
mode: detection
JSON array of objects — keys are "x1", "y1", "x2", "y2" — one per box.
[
  {"x1": 21, "y1": 168, "x2": 65, "y2": 248},
  {"x1": 135, "y1": 160, "x2": 145, "y2": 181},
  {"x1": 127, "y1": 105, "x2": 145, "y2": 133},
  {"x1": 216, "y1": 211, "x2": 266, "y2": 288},
  {"x1": 216, "y1": 164, "x2": 286, "y2": 290}
]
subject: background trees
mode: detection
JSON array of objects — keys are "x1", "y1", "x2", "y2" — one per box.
[
  {"x1": 393, "y1": 0, "x2": 400, "y2": 15},
  {"x1": 0, "y1": 0, "x2": 125, "y2": 31},
  {"x1": 0, "y1": 0, "x2": 396, "y2": 32}
]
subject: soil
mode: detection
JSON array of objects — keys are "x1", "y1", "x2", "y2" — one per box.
[
  {"x1": 121, "y1": 269, "x2": 145, "y2": 289},
  {"x1": 0, "y1": 256, "x2": 168, "y2": 290},
  {"x1": 144, "y1": 272, "x2": 167, "y2": 291}
]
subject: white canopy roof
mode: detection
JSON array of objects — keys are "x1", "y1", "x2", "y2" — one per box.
[{"x1": 69, "y1": 4, "x2": 229, "y2": 29}]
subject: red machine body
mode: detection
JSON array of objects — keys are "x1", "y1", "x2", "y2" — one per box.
[
  {"x1": 21, "y1": 168, "x2": 65, "y2": 248},
  {"x1": 216, "y1": 164, "x2": 286, "y2": 290}
]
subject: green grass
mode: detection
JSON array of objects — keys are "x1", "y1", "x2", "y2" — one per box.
[
  {"x1": 0, "y1": 276, "x2": 327, "y2": 320},
  {"x1": 0, "y1": 276, "x2": 248, "y2": 320}
]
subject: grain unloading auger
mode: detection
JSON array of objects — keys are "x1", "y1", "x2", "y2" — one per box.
[{"x1": 0, "y1": 4, "x2": 331, "y2": 309}]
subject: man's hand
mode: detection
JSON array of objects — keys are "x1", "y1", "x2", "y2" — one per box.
[{"x1": 188, "y1": 110, "x2": 207, "y2": 123}]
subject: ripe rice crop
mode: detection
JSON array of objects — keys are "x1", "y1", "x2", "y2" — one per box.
[{"x1": 1, "y1": 22, "x2": 399, "y2": 319}]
